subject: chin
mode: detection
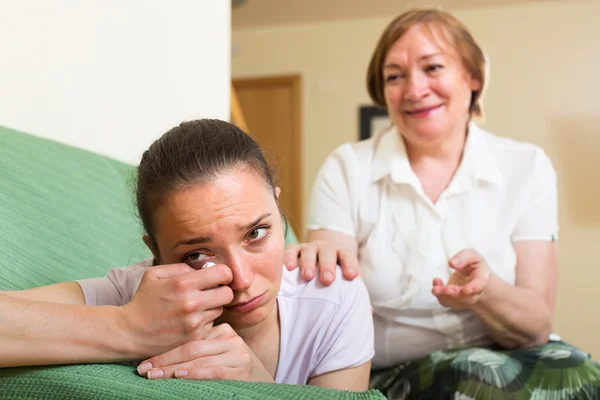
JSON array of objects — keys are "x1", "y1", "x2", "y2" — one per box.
[
  {"x1": 404, "y1": 121, "x2": 448, "y2": 142},
  {"x1": 218, "y1": 298, "x2": 275, "y2": 330}
]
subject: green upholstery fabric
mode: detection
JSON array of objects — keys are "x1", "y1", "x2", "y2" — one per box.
[
  {"x1": 0, "y1": 125, "x2": 383, "y2": 400},
  {"x1": 0, "y1": 364, "x2": 384, "y2": 400}
]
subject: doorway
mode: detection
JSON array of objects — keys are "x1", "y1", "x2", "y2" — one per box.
[{"x1": 232, "y1": 75, "x2": 303, "y2": 240}]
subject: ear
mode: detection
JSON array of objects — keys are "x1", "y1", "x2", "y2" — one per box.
[
  {"x1": 470, "y1": 77, "x2": 482, "y2": 92},
  {"x1": 143, "y1": 235, "x2": 159, "y2": 262},
  {"x1": 275, "y1": 186, "x2": 281, "y2": 199}
]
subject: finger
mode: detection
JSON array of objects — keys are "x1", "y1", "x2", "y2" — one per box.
[
  {"x1": 338, "y1": 250, "x2": 359, "y2": 280},
  {"x1": 283, "y1": 244, "x2": 301, "y2": 271},
  {"x1": 191, "y1": 265, "x2": 234, "y2": 290},
  {"x1": 315, "y1": 244, "x2": 338, "y2": 285},
  {"x1": 149, "y1": 352, "x2": 244, "y2": 380},
  {"x1": 432, "y1": 278, "x2": 444, "y2": 287},
  {"x1": 205, "y1": 323, "x2": 237, "y2": 340},
  {"x1": 146, "y1": 263, "x2": 195, "y2": 280},
  {"x1": 462, "y1": 275, "x2": 488, "y2": 295},
  {"x1": 170, "y1": 266, "x2": 233, "y2": 293},
  {"x1": 189, "y1": 286, "x2": 234, "y2": 311},
  {"x1": 141, "y1": 339, "x2": 230, "y2": 372},
  {"x1": 449, "y1": 249, "x2": 484, "y2": 270},
  {"x1": 175, "y1": 366, "x2": 238, "y2": 380},
  {"x1": 435, "y1": 284, "x2": 461, "y2": 297},
  {"x1": 298, "y1": 244, "x2": 318, "y2": 281}
]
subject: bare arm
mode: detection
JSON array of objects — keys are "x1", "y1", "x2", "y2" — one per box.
[
  {"x1": 0, "y1": 293, "x2": 134, "y2": 367},
  {"x1": 308, "y1": 362, "x2": 371, "y2": 392},
  {"x1": 0, "y1": 264, "x2": 235, "y2": 368},
  {"x1": 0, "y1": 281, "x2": 86, "y2": 304},
  {"x1": 470, "y1": 241, "x2": 558, "y2": 348}
]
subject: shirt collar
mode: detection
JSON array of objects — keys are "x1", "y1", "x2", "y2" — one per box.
[
  {"x1": 370, "y1": 125, "x2": 420, "y2": 187},
  {"x1": 369, "y1": 122, "x2": 503, "y2": 190},
  {"x1": 459, "y1": 122, "x2": 504, "y2": 190}
]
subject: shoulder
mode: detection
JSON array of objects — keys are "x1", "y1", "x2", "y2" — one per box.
[
  {"x1": 474, "y1": 125, "x2": 556, "y2": 186},
  {"x1": 478, "y1": 125, "x2": 554, "y2": 170},
  {"x1": 320, "y1": 132, "x2": 383, "y2": 172},
  {"x1": 278, "y1": 266, "x2": 369, "y2": 309}
]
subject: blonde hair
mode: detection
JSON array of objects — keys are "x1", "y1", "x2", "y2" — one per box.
[{"x1": 366, "y1": 8, "x2": 487, "y2": 118}]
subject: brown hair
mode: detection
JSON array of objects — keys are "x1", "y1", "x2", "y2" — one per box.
[
  {"x1": 136, "y1": 119, "x2": 280, "y2": 245},
  {"x1": 366, "y1": 8, "x2": 487, "y2": 117}
]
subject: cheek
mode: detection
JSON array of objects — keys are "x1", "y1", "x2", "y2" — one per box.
[
  {"x1": 255, "y1": 233, "x2": 285, "y2": 284},
  {"x1": 384, "y1": 85, "x2": 400, "y2": 106}
]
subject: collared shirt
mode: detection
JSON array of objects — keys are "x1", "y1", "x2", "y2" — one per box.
[{"x1": 307, "y1": 123, "x2": 558, "y2": 368}]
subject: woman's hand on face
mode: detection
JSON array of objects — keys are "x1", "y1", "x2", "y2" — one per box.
[
  {"x1": 432, "y1": 249, "x2": 491, "y2": 310},
  {"x1": 137, "y1": 323, "x2": 274, "y2": 383},
  {"x1": 284, "y1": 241, "x2": 359, "y2": 285},
  {"x1": 118, "y1": 263, "x2": 234, "y2": 357}
]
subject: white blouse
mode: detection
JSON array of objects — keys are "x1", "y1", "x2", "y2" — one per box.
[{"x1": 307, "y1": 122, "x2": 558, "y2": 368}]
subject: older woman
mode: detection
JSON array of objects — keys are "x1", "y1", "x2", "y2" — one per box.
[
  {"x1": 286, "y1": 8, "x2": 600, "y2": 399},
  {"x1": 0, "y1": 119, "x2": 373, "y2": 391}
]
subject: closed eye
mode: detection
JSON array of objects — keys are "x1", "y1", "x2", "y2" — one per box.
[{"x1": 385, "y1": 73, "x2": 404, "y2": 82}]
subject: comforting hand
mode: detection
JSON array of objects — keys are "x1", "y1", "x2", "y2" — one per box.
[
  {"x1": 137, "y1": 323, "x2": 274, "y2": 382},
  {"x1": 284, "y1": 241, "x2": 359, "y2": 285},
  {"x1": 432, "y1": 249, "x2": 491, "y2": 310},
  {"x1": 119, "y1": 263, "x2": 234, "y2": 358}
]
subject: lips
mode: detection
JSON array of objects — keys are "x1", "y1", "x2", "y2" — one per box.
[
  {"x1": 226, "y1": 293, "x2": 266, "y2": 313},
  {"x1": 405, "y1": 104, "x2": 442, "y2": 115}
]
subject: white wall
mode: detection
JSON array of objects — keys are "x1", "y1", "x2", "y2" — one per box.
[{"x1": 0, "y1": 0, "x2": 230, "y2": 165}]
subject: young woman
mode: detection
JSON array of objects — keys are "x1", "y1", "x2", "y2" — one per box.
[{"x1": 0, "y1": 119, "x2": 373, "y2": 391}]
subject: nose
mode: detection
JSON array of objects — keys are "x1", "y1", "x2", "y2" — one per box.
[
  {"x1": 225, "y1": 253, "x2": 255, "y2": 292},
  {"x1": 404, "y1": 71, "x2": 429, "y2": 102}
]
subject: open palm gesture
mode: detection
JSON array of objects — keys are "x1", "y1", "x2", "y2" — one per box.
[{"x1": 432, "y1": 249, "x2": 491, "y2": 310}]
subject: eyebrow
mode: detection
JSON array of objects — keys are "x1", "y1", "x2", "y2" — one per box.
[
  {"x1": 383, "y1": 53, "x2": 442, "y2": 69},
  {"x1": 172, "y1": 212, "x2": 272, "y2": 249}
]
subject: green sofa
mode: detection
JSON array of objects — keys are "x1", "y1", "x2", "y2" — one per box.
[{"x1": 0, "y1": 125, "x2": 385, "y2": 400}]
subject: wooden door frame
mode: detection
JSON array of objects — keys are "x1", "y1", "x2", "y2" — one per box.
[{"x1": 232, "y1": 74, "x2": 304, "y2": 239}]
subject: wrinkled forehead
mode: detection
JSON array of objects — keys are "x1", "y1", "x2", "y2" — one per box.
[{"x1": 152, "y1": 168, "x2": 278, "y2": 233}]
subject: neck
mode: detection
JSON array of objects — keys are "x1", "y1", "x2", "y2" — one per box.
[{"x1": 404, "y1": 119, "x2": 469, "y2": 166}]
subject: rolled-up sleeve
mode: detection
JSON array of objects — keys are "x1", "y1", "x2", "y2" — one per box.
[{"x1": 76, "y1": 259, "x2": 151, "y2": 306}]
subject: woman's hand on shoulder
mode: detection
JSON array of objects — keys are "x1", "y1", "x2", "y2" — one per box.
[
  {"x1": 432, "y1": 249, "x2": 491, "y2": 309},
  {"x1": 137, "y1": 323, "x2": 274, "y2": 383},
  {"x1": 284, "y1": 230, "x2": 359, "y2": 285}
]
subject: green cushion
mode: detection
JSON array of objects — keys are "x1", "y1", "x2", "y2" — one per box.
[
  {"x1": 0, "y1": 126, "x2": 383, "y2": 400},
  {"x1": 0, "y1": 364, "x2": 384, "y2": 400}
]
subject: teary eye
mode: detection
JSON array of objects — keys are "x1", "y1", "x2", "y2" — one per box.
[{"x1": 185, "y1": 252, "x2": 208, "y2": 264}]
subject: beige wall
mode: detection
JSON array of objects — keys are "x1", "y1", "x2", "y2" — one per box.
[{"x1": 233, "y1": 0, "x2": 600, "y2": 355}]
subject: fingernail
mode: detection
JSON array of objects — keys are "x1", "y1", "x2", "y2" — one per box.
[
  {"x1": 304, "y1": 270, "x2": 314, "y2": 279},
  {"x1": 137, "y1": 362, "x2": 153, "y2": 375},
  {"x1": 347, "y1": 268, "x2": 356, "y2": 276},
  {"x1": 452, "y1": 257, "x2": 460, "y2": 265},
  {"x1": 323, "y1": 271, "x2": 333, "y2": 281},
  {"x1": 175, "y1": 370, "x2": 189, "y2": 378},
  {"x1": 148, "y1": 369, "x2": 164, "y2": 379}
]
